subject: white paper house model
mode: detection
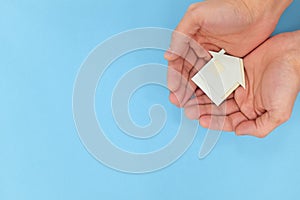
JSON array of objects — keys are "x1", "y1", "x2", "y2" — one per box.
[{"x1": 192, "y1": 49, "x2": 245, "y2": 106}]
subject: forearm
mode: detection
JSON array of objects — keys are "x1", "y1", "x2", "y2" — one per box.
[
  {"x1": 266, "y1": 0, "x2": 293, "y2": 16},
  {"x1": 241, "y1": 0, "x2": 293, "y2": 20},
  {"x1": 289, "y1": 30, "x2": 300, "y2": 80},
  {"x1": 284, "y1": 30, "x2": 300, "y2": 92}
]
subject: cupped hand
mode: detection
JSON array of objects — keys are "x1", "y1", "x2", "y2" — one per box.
[
  {"x1": 165, "y1": 0, "x2": 292, "y2": 107},
  {"x1": 184, "y1": 31, "x2": 300, "y2": 138}
]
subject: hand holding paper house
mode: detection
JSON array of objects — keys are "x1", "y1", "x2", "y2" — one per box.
[{"x1": 191, "y1": 49, "x2": 245, "y2": 106}]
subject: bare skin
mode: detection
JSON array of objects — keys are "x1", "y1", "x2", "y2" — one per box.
[
  {"x1": 184, "y1": 31, "x2": 300, "y2": 138},
  {"x1": 165, "y1": 0, "x2": 292, "y2": 107}
]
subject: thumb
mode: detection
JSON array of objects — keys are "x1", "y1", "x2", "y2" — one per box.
[{"x1": 235, "y1": 110, "x2": 290, "y2": 138}]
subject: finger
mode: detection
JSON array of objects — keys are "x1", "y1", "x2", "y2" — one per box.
[
  {"x1": 195, "y1": 89, "x2": 204, "y2": 96},
  {"x1": 164, "y1": 49, "x2": 180, "y2": 61},
  {"x1": 164, "y1": 31, "x2": 190, "y2": 61},
  {"x1": 169, "y1": 92, "x2": 180, "y2": 107},
  {"x1": 165, "y1": 6, "x2": 202, "y2": 61},
  {"x1": 184, "y1": 94, "x2": 213, "y2": 107},
  {"x1": 181, "y1": 57, "x2": 208, "y2": 106},
  {"x1": 185, "y1": 48, "x2": 198, "y2": 66},
  {"x1": 190, "y1": 39, "x2": 210, "y2": 60},
  {"x1": 185, "y1": 92, "x2": 234, "y2": 108},
  {"x1": 226, "y1": 94, "x2": 234, "y2": 99},
  {"x1": 185, "y1": 58, "x2": 208, "y2": 103},
  {"x1": 181, "y1": 58, "x2": 208, "y2": 105},
  {"x1": 180, "y1": 47, "x2": 198, "y2": 80},
  {"x1": 201, "y1": 43, "x2": 221, "y2": 55},
  {"x1": 175, "y1": 58, "x2": 195, "y2": 107},
  {"x1": 181, "y1": 54, "x2": 195, "y2": 82},
  {"x1": 234, "y1": 86, "x2": 258, "y2": 120},
  {"x1": 199, "y1": 112, "x2": 248, "y2": 132},
  {"x1": 184, "y1": 98, "x2": 239, "y2": 120},
  {"x1": 194, "y1": 58, "x2": 207, "y2": 71},
  {"x1": 167, "y1": 58, "x2": 184, "y2": 92},
  {"x1": 181, "y1": 67, "x2": 199, "y2": 105},
  {"x1": 236, "y1": 110, "x2": 291, "y2": 138},
  {"x1": 170, "y1": 80, "x2": 187, "y2": 107},
  {"x1": 181, "y1": 81, "x2": 197, "y2": 107}
]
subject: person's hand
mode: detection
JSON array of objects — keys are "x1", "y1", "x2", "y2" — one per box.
[
  {"x1": 184, "y1": 31, "x2": 300, "y2": 138},
  {"x1": 165, "y1": 0, "x2": 292, "y2": 107}
]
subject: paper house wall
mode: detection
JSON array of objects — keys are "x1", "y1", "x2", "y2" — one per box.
[{"x1": 192, "y1": 49, "x2": 245, "y2": 106}]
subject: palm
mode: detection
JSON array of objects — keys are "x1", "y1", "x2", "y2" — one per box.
[
  {"x1": 231, "y1": 56, "x2": 296, "y2": 136},
  {"x1": 235, "y1": 64, "x2": 286, "y2": 121}
]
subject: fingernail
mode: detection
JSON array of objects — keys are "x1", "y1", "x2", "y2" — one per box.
[
  {"x1": 199, "y1": 118, "x2": 209, "y2": 128},
  {"x1": 164, "y1": 50, "x2": 173, "y2": 59},
  {"x1": 236, "y1": 132, "x2": 249, "y2": 136},
  {"x1": 204, "y1": 55, "x2": 211, "y2": 61}
]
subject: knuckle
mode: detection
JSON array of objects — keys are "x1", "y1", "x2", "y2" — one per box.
[
  {"x1": 182, "y1": 65, "x2": 191, "y2": 76},
  {"x1": 187, "y1": 3, "x2": 198, "y2": 12},
  {"x1": 189, "y1": 67, "x2": 198, "y2": 78},
  {"x1": 200, "y1": 105, "x2": 209, "y2": 116},
  {"x1": 184, "y1": 108, "x2": 194, "y2": 120},
  {"x1": 217, "y1": 102, "x2": 227, "y2": 115},
  {"x1": 171, "y1": 31, "x2": 179, "y2": 41},
  {"x1": 279, "y1": 112, "x2": 291, "y2": 123},
  {"x1": 170, "y1": 59, "x2": 183, "y2": 71},
  {"x1": 186, "y1": 82, "x2": 196, "y2": 93},
  {"x1": 256, "y1": 133, "x2": 268, "y2": 139},
  {"x1": 184, "y1": 59, "x2": 193, "y2": 68},
  {"x1": 241, "y1": 103, "x2": 256, "y2": 120},
  {"x1": 272, "y1": 111, "x2": 291, "y2": 125}
]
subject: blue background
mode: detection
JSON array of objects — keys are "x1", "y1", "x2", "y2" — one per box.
[{"x1": 1, "y1": 0, "x2": 300, "y2": 199}]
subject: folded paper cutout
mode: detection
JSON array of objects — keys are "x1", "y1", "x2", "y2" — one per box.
[{"x1": 192, "y1": 49, "x2": 245, "y2": 106}]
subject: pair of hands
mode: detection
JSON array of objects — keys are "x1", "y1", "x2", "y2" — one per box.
[{"x1": 165, "y1": 0, "x2": 300, "y2": 137}]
